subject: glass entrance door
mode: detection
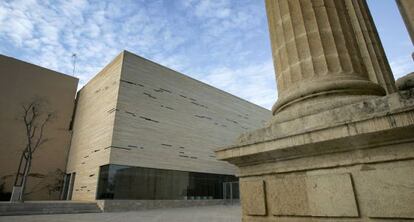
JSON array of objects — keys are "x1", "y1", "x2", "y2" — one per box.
[
  {"x1": 65, "y1": 172, "x2": 76, "y2": 200},
  {"x1": 223, "y1": 181, "x2": 239, "y2": 204},
  {"x1": 60, "y1": 173, "x2": 71, "y2": 200}
]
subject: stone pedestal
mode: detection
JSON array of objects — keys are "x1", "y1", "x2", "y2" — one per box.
[
  {"x1": 216, "y1": 0, "x2": 414, "y2": 221},
  {"x1": 217, "y1": 89, "x2": 414, "y2": 221}
]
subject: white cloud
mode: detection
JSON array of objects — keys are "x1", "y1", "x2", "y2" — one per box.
[
  {"x1": 390, "y1": 56, "x2": 414, "y2": 79},
  {"x1": 193, "y1": 0, "x2": 231, "y2": 19},
  {"x1": 200, "y1": 60, "x2": 276, "y2": 109},
  {"x1": 0, "y1": 5, "x2": 35, "y2": 46},
  {"x1": 0, "y1": 0, "x2": 275, "y2": 108},
  {"x1": 3, "y1": 0, "x2": 410, "y2": 111}
]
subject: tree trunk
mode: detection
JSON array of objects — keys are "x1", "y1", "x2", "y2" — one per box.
[{"x1": 20, "y1": 152, "x2": 32, "y2": 202}]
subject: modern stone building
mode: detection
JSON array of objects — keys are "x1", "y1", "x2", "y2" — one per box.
[
  {"x1": 0, "y1": 51, "x2": 270, "y2": 204},
  {"x1": 216, "y1": 0, "x2": 414, "y2": 221},
  {"x1": 64, "y1": 51, "x2": 270, "y2": 202},
  {"x1": 0, "y1": 55, "x2": 78, "y2": 200}
]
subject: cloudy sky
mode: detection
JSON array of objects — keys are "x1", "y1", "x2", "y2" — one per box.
[{"x1": 0, "y1": 0, "x2": 413, "y2": 109}]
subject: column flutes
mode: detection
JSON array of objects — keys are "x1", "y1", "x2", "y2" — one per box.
[{"x1": 266, "y1": 0, "x2": 386, "y2": 115}]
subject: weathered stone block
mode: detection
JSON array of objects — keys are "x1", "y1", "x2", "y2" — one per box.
[
  {"x1": 268, "y1": 173, "x2": 359, "y2": 217},
  {"x1": 355, "y1": 166, "x2": 414, "y2": 219},
  {"x1": 240, "y1": 180, "x2": 266, "y2": 216},
  {"x1": 267, "y1": 175, "x2": 308, "y2": 216}
]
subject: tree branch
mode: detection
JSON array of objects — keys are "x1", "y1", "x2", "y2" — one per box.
[
  {"x1": 32, "y1": 113, "x2": 52, "y2": 153},
  {"x1": 17, "y1": 100, "x2": 53, "y2": 201}
]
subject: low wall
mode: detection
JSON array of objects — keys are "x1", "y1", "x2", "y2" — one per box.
[
  {"x1": 0, "y1": 201, "x2": 101, "y2": 216},
  {"x1": 97, "y1": 199, "x2": 238, "y2": 212}
]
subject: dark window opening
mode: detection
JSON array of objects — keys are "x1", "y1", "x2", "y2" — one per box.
[
  {"x1": 194, "y1": 115, "x2": 212, "y2": 120},
  {"x1": 111, "y1": 146, "x2": 132, "y2": 150},
  {"x1": 125, "y1": 111, "x2": 136, "y2": 116},
  {"x1": 161, "y1": 105, "x2": 174, "y2": 110},
  {"x1": 120, "y1": 79, "x2": 143, "y2": 87},
  {"x1": 143, "y1": 92, "x2": 157, "y2": 99},
  {"x1": 225, "y1": 118, "x2": 238, "y2": 124},
  {"x1": 154, "y1": 88, "x2": 172, "y2": 93},
  {"x1": 191, "y1": 101, "x2": 208, "y2": 109},
  {"x1": 107, "y1": 108, "x2": 119, "y2": 114},
  {"x1": 139, "y1": 116, "x2": 159, "y2": 123}
]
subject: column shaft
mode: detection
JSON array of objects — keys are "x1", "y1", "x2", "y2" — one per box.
[
  {"x1": 266, "y1": 0, "x2": 386, "y2": 115},
  {"x1": 346, "y1": 0, "x2": 396, "y2": 94},
  {"x1": 396, "y1": 0, "x2": 414, "y2": 45}
]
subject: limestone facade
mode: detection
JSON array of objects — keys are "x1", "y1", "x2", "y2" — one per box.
[
  {"x1": 66, "y1": 52, "x2": 123, "y2": 201},
  {"x1": 218, "y1": 90, "x2": 414, "y2": 220},
  {"x1": 67, "y1": 51, "x2": 271, "y2": 201}
]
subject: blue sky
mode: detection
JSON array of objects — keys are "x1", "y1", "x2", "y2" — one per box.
[{"x1": 0, "y1": 0, "x2": 413, "y2": 110}]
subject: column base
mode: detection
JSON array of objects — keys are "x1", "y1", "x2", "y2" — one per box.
[
  {"x1": 272, "y1": 78, "x2": 386, "y2": 120},
  {"x1": 272, "y1": 93, "x2": 379, "y2": 124},
  {"x1": 216, "y1": 89, "x2": 414, "y2": 221}
]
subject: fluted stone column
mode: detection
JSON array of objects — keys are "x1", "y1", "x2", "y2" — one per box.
[
  {"x1": 396, "y1": 0, "x2": 414, "y2": 61},
  {"x1": 346, "y1": 0, "x2": 397, "y2": 94},
  {"x1": 266, "y1": 0, "x2": 387, "y2": 116},
  {"x1": 396, "y1": 0, "x2": 414, "y2": 45}
]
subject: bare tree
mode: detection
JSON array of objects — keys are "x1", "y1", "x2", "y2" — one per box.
[{"x1": 12, "y1": 100, "x2": 53, "y2": 201}]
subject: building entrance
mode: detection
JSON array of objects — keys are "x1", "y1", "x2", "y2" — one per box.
[{"x1": 223, "y1": 181, "x2": 239, "y2": 204}]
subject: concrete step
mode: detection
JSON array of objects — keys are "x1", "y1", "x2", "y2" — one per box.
[{"x1": 0, "y1": 201, "x2": 102, "y2": 216}]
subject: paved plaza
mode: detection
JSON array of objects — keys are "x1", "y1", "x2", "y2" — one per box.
[{"x1": 0, "y1": 205, "x2": 241, "y2": 222}]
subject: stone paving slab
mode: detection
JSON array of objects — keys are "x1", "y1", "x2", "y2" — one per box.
[{"x1": 0, "y1": 205, "x2": 241, "y2": 222}]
